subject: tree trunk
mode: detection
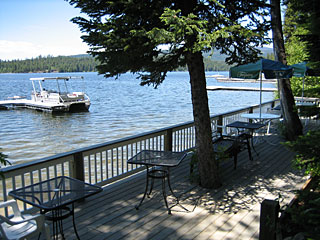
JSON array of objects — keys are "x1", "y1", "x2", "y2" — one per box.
[
  {"x1": 271, "y1": 0, "x2": 303, "y2": 140},
  {"x1": 186, "y1": 51, "x2": 222, "y2": 189}
]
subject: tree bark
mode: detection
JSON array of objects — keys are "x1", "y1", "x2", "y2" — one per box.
[
  {"x1": 186, "y1": 51, "x2": 222, "y2": 189},
  {"x1": 271, "y1": 0, "x2": 303, "y2": 140}
]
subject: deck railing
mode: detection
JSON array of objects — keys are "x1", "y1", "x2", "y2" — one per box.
[{"x1": 0, "y1": 99, "x2": 281, "y2": 213}]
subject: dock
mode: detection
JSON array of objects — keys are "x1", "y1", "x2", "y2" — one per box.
[
  {"x1": 206, "y1": 75, "x2": 277, "y2": 83},
  {"x1": 216, "y1": 78, "x2": 276, "y2": 83},
  {"x1": 207, "y1": 86, "x2": 277, "y2": 92},
  {"x1": 0, "y1": 99, "x2": 29, "y2": 109},
  {"x1": 0, "y1": 99, "x2": 54, "y2": 111},
  {"x1": 0, "y1": 96, "x2": 89, "y2": 112}
]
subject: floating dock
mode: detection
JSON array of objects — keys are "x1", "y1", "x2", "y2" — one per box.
[
  {"x1": 0, "y1": 98, "x2": 88, "y2": 112},
  {"x1": 0, "y1": 98, "x2": 28, "y2": 109},
  {"x1": 207, "y1": 86, "x2": 277, "y2": 92},
  {"x1": 206, "y1": 75, "x2": 277, "y2": 83},
  {"x1": 216, "y1": 77, "x2": 276, "y2": 83},
  {"x1": 0, "y1": 98, "x2": 64, "y2": 111}
]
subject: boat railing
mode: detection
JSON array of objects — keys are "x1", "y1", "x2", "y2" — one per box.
[
  {"x1": 84, "y1": 93, "x2": 90, "y2": 101},
  {"x1": 0, "y1": 99, "x2": 280, "y2": 215}
]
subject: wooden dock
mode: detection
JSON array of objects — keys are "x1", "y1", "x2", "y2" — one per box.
[
  {"x1": 207, "y1": 86, "x2": 277, "y2": 92},
  {"x1": 37, "y1": 121, "x2": 317, "y2": 240}
]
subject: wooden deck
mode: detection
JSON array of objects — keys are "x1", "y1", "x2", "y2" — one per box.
[{"x1": 46, "y1": 121, "x2": 318, "y2": 240}]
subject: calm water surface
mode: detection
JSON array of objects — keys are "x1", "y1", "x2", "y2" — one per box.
[{"x1": 0, "y1": 72, "x2": 276, "y2": 165}]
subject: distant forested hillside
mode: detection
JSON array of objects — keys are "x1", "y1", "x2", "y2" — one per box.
[
  {"x1": 0, "y1": 47, "x2": 274, "y2": 73},
  {"x1": 0, "y1": 55, "x2": 97, "y2": 73}
]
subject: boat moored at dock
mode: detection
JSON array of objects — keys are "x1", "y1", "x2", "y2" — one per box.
[{"x1": 0, "y1": 76, "x2": 90, "y2": 112}]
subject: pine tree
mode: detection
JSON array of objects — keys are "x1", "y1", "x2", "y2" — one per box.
[{"x1": 69, "y1": 0, "x2": 270, "y2": 188}]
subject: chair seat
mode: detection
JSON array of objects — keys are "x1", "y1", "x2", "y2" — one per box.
[
  {"x1": 213, "y1": 138, "x2": 234, "y2": 153},
  {"x1": 213, "y1": 132, "x2": 252, "y2": 168},
  {"x1": 1, "y1": 217, "x2": 38, "y2": 240}
]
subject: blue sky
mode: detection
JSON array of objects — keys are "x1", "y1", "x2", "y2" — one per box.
[
  {"x1": 0, "y1": 0, "x2": 89, "y2": 60},
  {"x1": 0, "y1": 0, "x2": 274, "y2": 61}
]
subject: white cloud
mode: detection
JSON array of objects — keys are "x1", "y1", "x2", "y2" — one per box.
[
  {"x1": 0, "y1": 40, "x2": 39, "y2": 60},
  {"x1": 0, "y1": 40, "x2": 89, "y2": 60}
]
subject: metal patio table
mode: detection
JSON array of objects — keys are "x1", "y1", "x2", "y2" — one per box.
[
  {"x1": 241, "y1": 113, "x2": 281, "y2": 134},
  {"x1": 241, "y1": 113, "x2": 281, "y2": 121},
  {"x1": 227, "y1": 121, "x2": 265, "y2": 156},
  {"x1": 227, "y1": 121, "x2": 265, "y2": 133},
  {"x1": 128, "y1": 150, "x2": 187, "y2": 214},
  {"x1": 9, "y1": 176, "x2": 102, "y2": 240}
]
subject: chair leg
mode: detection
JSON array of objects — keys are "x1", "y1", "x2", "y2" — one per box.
[
  {"x1": 161, "y1": 177, "x2": 171, "y2": 214},
  {"x1": 233, "y1": 153, "x2": 238, "y2": 169},
  {"x1": 267, "y1": 120, "x2": 271, "y2": 134},
  {"x1": 148, "y1": 178, "x2": 154, "y2": 197},
  {"x1": 43, "y1": 223, "x2": 51, "y2": 240},
  {"x1": 246, "y1": 138, "x2": 253, "y2": 161}
]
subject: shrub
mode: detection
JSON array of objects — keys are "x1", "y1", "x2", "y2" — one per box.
[
  {"x1": 290, "y1": 76, "x2": 320, "y2": 98},
  {"x1": 283, "y1": 130, "x2": 320, "y2": 177},
  {"x1": 0, "y1": 151, "x2": 11, "y2": 178}
]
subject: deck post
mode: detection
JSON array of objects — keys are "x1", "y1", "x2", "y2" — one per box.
[
  {"x1": 164, "y1": 129, "x2": 173, "y2": 151},
  {"x1": 72, "y1": 152, "x2": 85, "y2": 181},
  {"x1": 259, "y1": 199, "x2": 280, "y2": 240},
  {"x1": 217, "y1": 115, "x2": 223, "y2": 134}
]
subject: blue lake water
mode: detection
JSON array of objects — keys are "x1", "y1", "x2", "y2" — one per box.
[{"x1": 0, "y1": 71, "x2": 276, "y2": 165}]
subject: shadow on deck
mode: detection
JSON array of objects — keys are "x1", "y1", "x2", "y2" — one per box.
[{"x1": 55, "y1": 120, "x2": 319, "y2": 240}]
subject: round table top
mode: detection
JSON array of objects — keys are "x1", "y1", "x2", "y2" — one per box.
[{"x1": 241, "y1": 113, "x2": 281, "y2": 120}]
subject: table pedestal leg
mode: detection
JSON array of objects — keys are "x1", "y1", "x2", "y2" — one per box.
[
  {"x1": 148, "y1": 177, "x2": 154, "y2": 197},
  {"x1": 135, "y1": 167, "x2": 150, "y2": 210},
  {"x1": 44, "y1": 205, "x2": 80, "y2": 240},
  {"x1": 166, "y1": 168, "x2": 178, "y2": 201},
  {"x1": 136, "y1": 167, "x2": 174, "y2": 214},
  {"x1": 48, "y1": 209, "x2": 66, "y2": 240},
  {"x1": 72, "y1": 203, "x2": 80, "y2": 240},
  {"x1": 161, "y1": 175, "x2": 171, "y2": 214}
]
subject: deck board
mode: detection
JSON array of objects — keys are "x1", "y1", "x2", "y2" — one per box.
[{"x1": 41, "y1": 120, "x2": 318, "y2": 240}]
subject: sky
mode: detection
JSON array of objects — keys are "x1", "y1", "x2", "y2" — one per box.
[
  {"x1": 0, "y1": 0, "x2": 90, "y2": 60},
  {"x1": 0, "y1": 0, "x2": 274, "y2": 61}
]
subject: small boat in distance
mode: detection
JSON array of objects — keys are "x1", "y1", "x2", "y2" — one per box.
[{"x1": 0, "y1": 76, "x2": 90, "y2": 113}]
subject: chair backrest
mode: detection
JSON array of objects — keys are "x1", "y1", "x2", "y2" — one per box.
[
  {"x1": 267, "y1": 105, "x2": 282, "y2": 116},
  {"x1": 0, "y1": 200, "x2": 22, "y2": 239},
  {"x1": 0, "y1": 200, "x2": 21, "y2": 218}
]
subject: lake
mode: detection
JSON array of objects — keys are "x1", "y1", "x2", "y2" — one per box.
[{"x1": 0, "y1": 71, "x2": 276, "y2": 165}]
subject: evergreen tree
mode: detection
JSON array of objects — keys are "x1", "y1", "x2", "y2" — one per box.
[
  {"x1": 271, "y1": 0, "x2": 303, "y2": 140},
  {"x1": 69, "y1": 0, "x2": 270, "y2": 188},
  {"x1": 283, "y1": 1, "x2": 309, "y2": 65},
  {"x1": 0, "y1": 55, "x2": 98, "y2": 73},
  {"x1": 284, "y1": 0, "x2": 320, "y2": 73}
]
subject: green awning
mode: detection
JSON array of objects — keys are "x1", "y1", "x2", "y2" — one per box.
[
  {"x1": 291, "y1": 62, "x2": 308, "y2": 77},
  {"x1": 230, "y1": 59, "x2": 293, "y2": 79}
]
